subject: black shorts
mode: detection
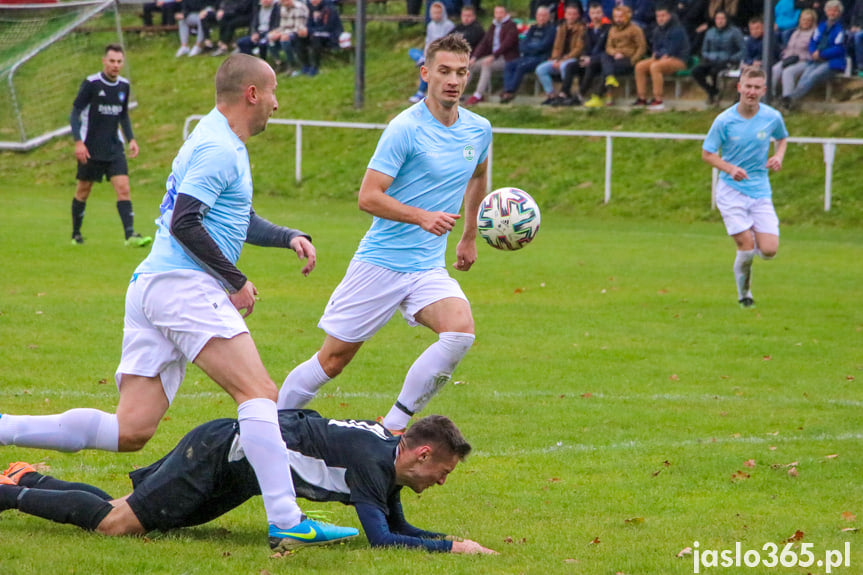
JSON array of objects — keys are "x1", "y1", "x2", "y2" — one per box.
[
  {"x1": 76, "y1": 155, "x2": 128, "y2": 182},
  {"x1": 126, "y1": 418, "x2": 259, "y2": 532}
]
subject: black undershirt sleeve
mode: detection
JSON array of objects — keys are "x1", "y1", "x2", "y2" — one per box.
[
  {"x1": 119, "y1": 109, "x2": 134, "y2": 142},
  {"x1": 354, "y1": 502, "x2": 452, "y2": 552},
  {"x1": 70, "y1": 80, "x2": 88, "y2": 142},
  {"x1": 246, "y1": 207, "x2": 311, "y2": 248},
  {"x1": 170, "y1": 193, "x2": 247, "y2": 293}
]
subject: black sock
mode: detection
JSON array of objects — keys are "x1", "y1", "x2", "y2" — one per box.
[
  {"x1": 117, "y1": 200, "x2": 135, "y2": 239},
  {"x1": 21, "y1": 472, "x2": 113, "y2": 501},
  {"x1": 17, "y1": 488, "x2": 114, "y2": 531},
  {"x1": 72, "y1": 198, "x2": 86, "y2": 236},
  {"x1": 0, "y1": 484, "x2": 25, "y2": 511}
]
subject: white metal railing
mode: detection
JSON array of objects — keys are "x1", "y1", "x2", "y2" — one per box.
[{"x1": 183, "y1": 116, "x2": 863, "y2": 212}]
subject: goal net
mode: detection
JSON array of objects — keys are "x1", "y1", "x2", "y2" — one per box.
[{"x1": 0, "y1": 0, "x2": 131, "y2": 151}]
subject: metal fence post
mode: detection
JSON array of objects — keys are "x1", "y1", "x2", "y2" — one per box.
[
  {"x1": 295, "y1": 123, "x2": 302, "y2": 184},
  {"x1": 823, "y1": 141, "x2": 836, "y2": 212},
  {"x1": 604, "y1": 136, "x2": 612, "y2": 204}
]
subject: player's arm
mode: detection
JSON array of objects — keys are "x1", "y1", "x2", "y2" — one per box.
[
  {"x1": 70, "y1": 79, "x2": 91, "y2": 163},
  {"x1": 170, "y1": 193, "x2": 257, "y2": 316},
  {"x1": 766, "y1": 138, "x2": 787, "y2": 171},
  {"x1": 119, "y1": 90, "x2": 138, "y2": 159},
  {"x1": 357, "y1": 168, "x2": 460, "y2": 236},
  {"x1": 701, "y1": 149, "x2": 748, "y2": 181},
  {"x1": 454, "y1": 157, "x2": 487, "y2": 272},
  {"x1": 245, "y1": 207, "x2": 316, "y2": 276}
]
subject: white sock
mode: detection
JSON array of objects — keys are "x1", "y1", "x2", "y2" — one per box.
[
  {"x1": 237, "y1": 398, "x2": 301, "y2": 528},
  {"x1": 0, "y1": 409, "x2": 118, "y2": 452},
  {"x1": 277, "y1": 353, "x2": 331, "y2": 409},
  {"x1": 383, "y1": 332, "x2": 475, "y2": 431},
  {"x1": 734, "y1": 249, "x2": 756, "y2": 301}
]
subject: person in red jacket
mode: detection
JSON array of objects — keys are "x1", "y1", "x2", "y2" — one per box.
[{"x1": 464, "y1": 5, "x2": 520, "y2": 105}]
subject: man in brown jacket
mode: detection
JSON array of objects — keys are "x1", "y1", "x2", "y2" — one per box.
[
  {"x1": 464, "y1": 5, "x2": 520, "y2": 105},
  {"x1": 535, "y1": 3, "x2": 587, "y2": 104},
  {"x1": 584, "y1": 5, "x2": 646, "y2": 107}
]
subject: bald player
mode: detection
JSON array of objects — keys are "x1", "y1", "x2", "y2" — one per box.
[{"x1": 0, "y1": 54, "x2": 356, "y2": 551}]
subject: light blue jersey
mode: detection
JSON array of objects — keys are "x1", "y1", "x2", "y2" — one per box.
[
  {"x1": 136, "y1": 108, "x2": 252, "y2": 276},
  {"x1": 354, "y1": 101, "x2": 492, "y2": 273},
  {"x1": 703, "y1": 103, "x2": 788, "y2": 199}
]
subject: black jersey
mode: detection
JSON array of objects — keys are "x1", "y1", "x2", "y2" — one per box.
[{"x1": 70, "y1": 72, "x2": 133, "y2": 161}]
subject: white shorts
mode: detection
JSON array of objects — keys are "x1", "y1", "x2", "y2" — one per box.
[
  {"x1": 716, "y1": 180, "x2": 780, "y2": 237},
  {"x1": 116, "y1": 269, "x2": 248, "y2": 404},
  {"x1": 318, "y1": 259, "x2": 468, "y2": 343}
]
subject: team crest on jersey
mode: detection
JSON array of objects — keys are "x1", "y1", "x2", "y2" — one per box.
[
  {"x1": 757, "y1": 130, "x2": 768, "y2": 140},
  {"x1": 119, "y1": 92, "x2": 125, "y2": 102},
  {"x1": 463, "y1": 145, "x2": 475, "y2": 161}
]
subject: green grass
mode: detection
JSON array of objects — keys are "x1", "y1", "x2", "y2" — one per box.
[{"x1": 1, "y1": 16, "x2": 863, "y2": 575}]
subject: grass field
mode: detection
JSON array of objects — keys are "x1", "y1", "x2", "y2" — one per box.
[{"x1": 1, "y1": 12, "x2": 863, "y2": 575}]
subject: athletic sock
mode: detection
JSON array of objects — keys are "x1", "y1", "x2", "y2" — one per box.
[
  {"x1": 383, "y1": 332, "x2": 475, "y2": 431},
  {"x1": 277, "y1": 353, "x2": 331, "y2": 409},
  {"x1": 17, "y1": 488, "x2": 113, "y2": 530},
  {"x1": 0, "y1": 485, "x2": 24, "y2": 511},
  {"x1": 20, "y1": 472, "x2": 113, "y2": 501},
  {"x1": 117, "y1": 200, "x2": 135, "y2": 239},
  {"x1": 72, "y1": 198, "x2": 86, "y2": 236},
  {"x1": 0, "y1": 409, "x2": 119, "y2": 452},
  {"x1": 734, "y1": 249, "x2": 756, "y2": 301},
  {"x1": 237, "y1": 398, "x2": 302, "y2": 529}
]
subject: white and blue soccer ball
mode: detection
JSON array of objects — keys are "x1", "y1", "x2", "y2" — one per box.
[{"x1": 476, "y1": 187, "x2": 541, "y2": 251}]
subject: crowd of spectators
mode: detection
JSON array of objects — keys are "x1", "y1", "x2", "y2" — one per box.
[{"x1": 140, "y1": 0, "x2": 861, "y2": 101}]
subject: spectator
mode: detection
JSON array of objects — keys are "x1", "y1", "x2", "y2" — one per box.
[
  {"x1": 691, "y1": 10, "x2": 745, "y2": 104},
  {"x1": 849, "y1": 0, "x2": 863, "y2": 75},
  {"x1": 584, "y1": 4, "x2": 647, "y2": 107},
  {"x1": 679, "y1": 0, "x2": 709, "y2": 53},
  {"x1": 771, "y1": 9, "x2": 816, "y2": 97},
  {"x1": 452, "y1": 5, "x2": 486, "y2": 54},
  {"x1": 410, "y1": 2, "x2": 456, "y2": 102},
  {"x1": 142, "y1": 0, "x2": 181, "y2": 26},
  {"x1": 295, "y1": 0, "x2": 343, "y2": 76},
  {"x1": 787, "y1": 0, "x2": 847, "y2": 105},
  {"x1": 633, "y1": 4, "x2": 690, "y2": 109},
  {"x1": 210, "y1": 0, "x2": 255, "y2": 56},
  {"x1": 274, "y1": 0, "x2": 309, "y2": 75},
  {"x1": 560, "y1": 1, "x2": 610, "y2": 104},
  {"x1": 237, "y1": 0, "x2": 282, "y2": 60},
  {"x1": 774, "y1": 0, "x2": 801, "y2": 47},
  {"x1": 535, "y1": 3, "x2": 586, "y2": 105},
  {"x1": 464, "y1": 5, "x2": 520, "y2": 105},
  {"x1": 742, "y1": 16, "x2": 766, "y2": 68},
  {"x1": 176, "y1": 0, "x2": 216, "y2": 57},
  {"x1": 500, "y1": 6, "x2": 556, "y2": 102}
]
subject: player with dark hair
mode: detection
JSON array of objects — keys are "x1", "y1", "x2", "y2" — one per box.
[
  {"x1": 70, "y1": 44, "x2": 151, "y2": 247},
  {"x1": 0, "y1": 54, "x2": 352, "y2": 552},
  {"x1": 702, "y1": 67, "x2": 788, "y2": 308},
  {"x1": 277, "y1": 34, "x2": 492, "y2": 436},
  {"x1": 0, "y1": 412, "x2": 496, "y2": 554}
]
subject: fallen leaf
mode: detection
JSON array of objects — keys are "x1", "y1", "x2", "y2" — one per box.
[
  {"x1": 222, "y1": 551, "x2": 231, "y2": 557},
  {"x1": 564, "y1": 558, "x2": 579, "y2": 563},
  {"x1": 98, "y1": 379, "x2": 107, "y2": 385},
  {"x1": 664, "y1": 460, "x2": 672, "y2": 467},
  {"x1": 548, "y1": 477, "x2": 561, "y2": 483},
  {"x1": 504, "y1": 536, "x2": 514, "y2": 544},
  {"x1": 669, "y1": 374, "x2": 679, "y2": 381},
  {"x1": 744, "y1": 459, "x2": 756, "y2": 468},
  {"x1": 788, "y1": 467, "x2": 799, "y2": 477},
  {"x1": 162, "y1": 416, "x2": 171, "y2": 421},
  {"x1": 513, "y1": 287, "x2": 524, "y2": 294},
  {"x1": 825, "y1": 454, "x2": 839, "y2": 459},
  {"x1": 589, "y1": 537, "x2": 601, "y2": 545},
  {"x1": 677, "y1": 547, "x2": 693, "y2": 558},
  {"x1": 731, "y1": 470, "x2": 751, "y2": 481},
  {"x1": 657, "y1": 289, "x2": 668, "y2": 295},
  {"x1": 559, "y1": 394, "x2": 565, "y2": 398},
  {"x1": 846, "y1": 375, "x2": 855, "y2": 381},
  {"x1": 763, "y1": 355, "x2": 772, "y2": 361},
  {"x1": 769, "y1": 446, "x2": 777, "y2": 451},
  {"x1": 732, "y1": 433, "x2": 742, "y2": 438},
  {"x1": 27, "y1": 344, "x2": 39, "y2": 350},
  {"x1": 785, "y1": 530, "x2": 804, "y2": 542},
  {"x1": 36, "y1": 292, "x2": 46, "y2": 297},
  {"x1": 581, "y1": 392, "x2": 593, "y2": 398},
  {"x1": 841, "y1": 511, "x2": 856, "y2": 522},
  {"x1": 624, "y1": 517, "x2": 645, "y2": 525},
  {"x1": 338, "y1": 402, "x2": 349, "y2": 408},
  {"x1": 651, "y1": 469, "x2": 663, "y2": 477},
  {"x1": 575, "y1": 181, "x2": 593, "y2": 189},
  {"x1": 452, "y1": 380, "x2": 466, "y2": 385},
  {"x1": 841, "y1": 527, "x2": 858, "y2": 533},
  {"x1": 767, "y1": 431, "x2": 780, "y2": 436}
]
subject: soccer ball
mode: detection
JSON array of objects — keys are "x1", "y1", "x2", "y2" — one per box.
[{"x1": 476, "y1": 187, "x2": 541, "y2": 251}]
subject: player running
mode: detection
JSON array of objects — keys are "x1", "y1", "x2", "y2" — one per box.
[
  {"x1": 278, "y1": 34, "x2": 492, "y2": 434},
  {"x1": 701, "y1": 67, "x2": 788, "y2": 308},
  {"x1": 0, "y1": 412, "x2": 496, "y2": 554}
]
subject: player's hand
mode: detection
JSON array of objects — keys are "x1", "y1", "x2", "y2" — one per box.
[
  {"x1": 454, "y1": 236, "x2": 477, "y2": 272},
  {"x1": 419, "y1": 211, "x2": 460, "y2": 236},
  {"x1": 289, "y1": 236, "x2": 316, "y2": 276},
  {"x1": 229, "y1": 280, "x2": 257, "y2": 318},
  {"x1": 451, "y1": 539, "x2": 498, "y2": 554},
  {"x1": 75, "y1": 141, "x2": 90, "y2": 164},
  {"x1": 128, "y1": 139, "x2": 139, "y2": 159},
  {"x1": 728, "y1": 165, "x2": 748, "y2": 181},
  {"x1": 766, "y1": 155, "x2": 783, "y2": 171}
]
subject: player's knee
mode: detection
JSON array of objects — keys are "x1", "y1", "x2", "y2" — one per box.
[
  {"x1": 759, "y1": 247, "x2": 777, "y2": 259},
  {"x1": 117, "y1": 427, "x2": 155, "y2": 452}
]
